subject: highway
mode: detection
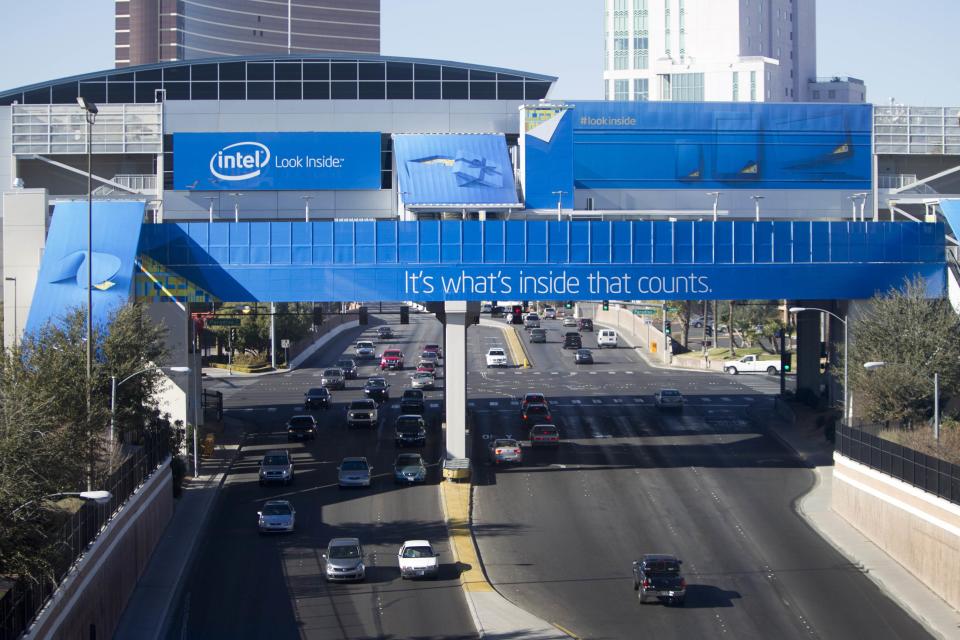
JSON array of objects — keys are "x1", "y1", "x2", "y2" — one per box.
[
  {"x1": 170, "y1": 310, "x2": 477, "y2": 640},
  {"x1": 469, "y1": 315, "x2": 930, "y2": 640}
]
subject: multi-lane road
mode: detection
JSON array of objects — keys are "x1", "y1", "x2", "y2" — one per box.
[{"x1": 170, "y1": 308, "x2": 929, "y2": 640}]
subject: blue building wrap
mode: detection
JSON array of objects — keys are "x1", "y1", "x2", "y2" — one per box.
[
  {"x1": 523, "y1": 102, "x2": 872, "y2": 206},
  {"x1": 522, "y1": 106, "x2": 575, "y2": 209},
  {"x1": 136, "y1": 220, "x2": 944, "y2": 303},
  {"x1": 173, "y1": 132, "x2": 381, "y2": 191},
  {"x1": 26, "y1": 201, "x2": 146, "y2": 335}
]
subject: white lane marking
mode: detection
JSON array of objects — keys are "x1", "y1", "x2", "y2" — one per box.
[
  {"x1": 613, "y1": 398, "x2": 623, "y2": 403},
  {"x1": 550, "y1": 372, "x2": 559, "y2": 375},
  {"x1": 430, "y1": 402, "x2": 441, "y2": 408},
  {"x1": 468, "y1": 401, "x2": 476, "y2": 407},
  {"x1": 592, "y1": 399, "x2": 603, "y2": 404},
  {"x1": 490, "y1": 401, "x2": 499, "y2": 407},
  {"x1": 571, "y1": 399, "x2": 582, "y2": 405},
  {"x1": 267, "y1": 407, "x2": 277, "y2": 412},
  {"x1": 720, "y1": 397, "x2": 733, "y2": 402},
  {"x1": 589, "y1": 372, "x2": 598, "y2": 375}
]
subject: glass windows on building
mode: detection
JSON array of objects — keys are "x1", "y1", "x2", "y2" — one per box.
[
  {"x1": 732, "y1": 71, "x2": 739, "y2": 101},
  {"x1": 678, "y1": 0, "x2": 686, "y2": 61},
  {"x1": 660, "y1": 73, "x2": 702, "y2": 101},
  {"x1": 615, "y1": 79, "x2": 630, "y2": 101},
  {"x1": 664, "y1": 0, "x2": 672, "y2": 57},
  {"x1": 632, "y1": 0, "x2": 648, "y2": 70},
  {"x1": 633, "y1": 78, "x2": 649, "y2": 101},
  {"x1": 614, "y1": 0, "x2": 629, "y2": 70},
  {"x1": 750, "y1": 70, "x2": 757, "y2": 101}
]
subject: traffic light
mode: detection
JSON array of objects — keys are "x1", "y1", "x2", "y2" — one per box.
[
  {"x1": 564, "y1": 301, "x2": 573, "y2": 310},
  {"x1": 664, "y1": 321, "x2": 672, "y2": 336},
  {"x1": 602, "y1": 300, "x2": 610, "y2": 311},
  {"x1": 400, "y1": 305, "x2": 409, "y2": 325},
  {"x1": 313, "y1": 306, "x2": 323, "y2": 326},
  {"x1": 229, "y1": 328, "x2": 237, "y2": 341},
  {"x1": 781, "y1": 352, "x2": 792, "y2": 373},
  {"x1": 511, "y1": 305, "x2": 523, "y2": 324},
  {"x1": 359, "y1": 306, "x2": 368, "y2": 325}
]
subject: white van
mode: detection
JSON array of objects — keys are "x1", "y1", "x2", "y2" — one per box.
[{"x1": 597, "y1": 329, "x2": 618, "y2": 348}]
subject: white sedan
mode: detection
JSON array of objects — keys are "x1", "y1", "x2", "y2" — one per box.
[
  {"x1": 486, "y1": 348, "x2": 508, "y2": 367},
  {"x1": 398, "y1": 540, "x2": 439, "y2": 579}
]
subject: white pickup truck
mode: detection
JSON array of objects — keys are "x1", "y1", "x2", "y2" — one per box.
[{"x1": 723, "y1": 354, "x2": 780, "y2": 375}]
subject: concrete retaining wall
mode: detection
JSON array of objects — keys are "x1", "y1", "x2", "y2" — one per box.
[
  {"x1": 25, "y1": 462, "x2": 173, "y2": 640},
  {"x1": 832, "y1": 454, "x2": 960, "y2": 611}
]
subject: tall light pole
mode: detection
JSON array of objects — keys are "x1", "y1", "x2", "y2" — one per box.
[
  {"x1": 302, "y1": 195, "x2": 313, "y2": 222},
  {"x1": 110, "y1": 366, "x2": 189, "y2": 443},
  {"x1": 287, "y1": 0, "x2": 292, "y2": 53},
  {"x1": 4, "y1": 276, "x2": 16, "y2": 347},
  {"x1": 791, "y1": 306, "x2": 848, "y2": 423},
  {"x1": 552, "y1": 190, "x2": 567, "y2": 222},
  {"x1": 205, "y1": 196, "x2": 216, "y2": 223},
  {"x1": 707, "y1": 192, "x2": 721, "y2": 222},
  {"x1": 751, "y1": 195, "x2": 765, "y2": 222},
  {"x1": 864, "y1": 361, "x2": 940, "y2": 441},
  {"x1": 854, "y1": 192, "x2": 869, "y2": 221},
  {"x1": 77, "y1": 98, "x2": 97, "y2": 388},
  {"x1": 229, "y1": 192, "x2": 243, "y2": 222}
]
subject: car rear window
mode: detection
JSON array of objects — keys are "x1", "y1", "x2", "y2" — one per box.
[
  {"x1": 645, "y1": 561, "x2": 680, "y2": 574},
  {"x1": 532, "y1": 426, "x2": 557, "y2": 434},
  {"x1": 323, "y1": 369, "x2": 341, "y2": 376},
  {"x1": 403, "y1": 390, "x2": 423, "y2": 399},
  {"x1": 341, "y1": 460, "x2": 368, "y2": 471},
  {"x1": 289, "y1": 417, "x2": 314, "y2": 427},
  {"x1": 397, "y1": 418, "x2": 423, "y2": 432},
  {"x1": 527, "y1": 405, "x2": 548, "y2": 415},
  {"x1": 661, "y1": 390, "x2": 680, "y2": 396},
  {"x1": 307, "y1": 387, "x2": 327, "y2": 395},
  {"x1": 263, "y1": 455, "x2": 288, "y2": 466}
]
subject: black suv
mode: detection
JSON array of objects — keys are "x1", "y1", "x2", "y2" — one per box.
[
  {"x1": 400, "y1": 389, "x2": 425, "y2": 414},
  {"x1": 394, "y1": 415, "x2": 427, "y2": 447},
  {"x1": 364, "y1": 377, "x2": 391, "y2": 402},
  {"x1": 337, "y1": 358, "x2": 358, "y2": 379},
  {"x1": 286, "y1": 415, "x2": 318, "y2": 441},
  {"x1": 633, "y1": 554, "x2": 686, "y2": 606},
  {"x1": 578, "y1": 318, "x2": 594, "y2": 332},
  {"x1": 304, "y1": 387, "x2": 331, "y2": 410},
  {"x1": 563, "y1": 333, "x2": 582, "y2": 350}
]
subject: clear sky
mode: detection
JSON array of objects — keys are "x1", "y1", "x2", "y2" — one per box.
[{"x1": 1, "y1": 0, "x2": 956, "y2": 106}]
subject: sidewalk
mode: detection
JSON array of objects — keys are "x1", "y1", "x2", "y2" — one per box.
[
  {"x1": 113, "y1": 418, "x2": 246, "y2": 640},
  {"x1": 758, "y1": 400, "x2": 960, "y2": 640}
]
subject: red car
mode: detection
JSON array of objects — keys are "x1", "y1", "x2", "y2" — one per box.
[
  {"x1": 380, "y1": 349, "x2": 404, "y2": 370},
  {"x1": 416, "y1": 361, "x2": 437, "y2": 375},
  {"x1": 423, "y1": 344, "x2": 442, "y2": 359}
]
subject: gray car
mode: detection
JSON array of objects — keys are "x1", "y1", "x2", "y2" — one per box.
[
  {"x1": 321, "y1": 367, "x2": 345, "y2": 390},
  {"x1": 324, "y1": 537, "x2": 365, "y2": 582},
  {"x1": 336, "y1": 358, "x2": 358, "y2": 379},
  {"x1": 257, "y1": 500, "x2": 295, "y2": 533},
  {"x1": 338, "y1": 457, "x2": 373, "y2": 488},
  {"x1": 529, "y1": 328, "x2": 547, "y2": 343},
  {"x1": 394, "y1": 453, "x2": 427, "y2": 484},
  {"x1": 259, "y1": 450, "x2": 294, "y2": 486},
  {"x1": 489, "y1": 438, "x2": 523, "y2": 465}
]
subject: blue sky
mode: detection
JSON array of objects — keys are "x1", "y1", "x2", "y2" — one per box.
[{"x1": 1, "y1": 0, "x2": 955, "y2": 105}]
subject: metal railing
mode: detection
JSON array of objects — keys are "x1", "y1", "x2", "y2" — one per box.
[
  {"x1": 0, "y1": 428, "x2": 171, "y2": 640},
  {"x1": 91, "y1": 174, "x2": 157, "y2": 196},
  {"x1": 836, "y1": 423, "x2": 960, "y2": 506},
  {"x1": 874, "y1": 105, "x2": 960, "y2": 155}
]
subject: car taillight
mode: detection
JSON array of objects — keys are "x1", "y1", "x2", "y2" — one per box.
[
  {"x1": 495, "y1": 448, "x2": 503, "y2": 454},
  {"x1": 642, "y1": 579, "x2": 650, "y2": 588},
  {"x1": 513, "y1": 448, "x2": 521, "y2": 454},
  {"x1": 680, "y1": 579, "x2": 686, "y2": 588}
]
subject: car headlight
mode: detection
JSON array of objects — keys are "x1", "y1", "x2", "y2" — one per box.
[
  {"x1": 281, "y1": 470, "x2": 289, "y2": 476},
  {"x1": 357, "y1": 562, "x2": 365, "y2": 572}
]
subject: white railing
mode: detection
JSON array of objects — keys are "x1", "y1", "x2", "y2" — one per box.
[
  {"x1": 11, "y1": 103, "x2": 162, "y2": 156},
  {"x1": 874, "y1": 105, "x2": 960, "y2": 155},
  {"x1": 92, "y1": 174, "x2": 157, "y2": 196}
]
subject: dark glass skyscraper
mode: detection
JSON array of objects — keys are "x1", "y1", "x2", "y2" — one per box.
[{"x1": 116, "y1": 0, "x2": 380, "y2": 67}]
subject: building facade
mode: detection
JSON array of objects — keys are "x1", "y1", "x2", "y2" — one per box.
[
  {"x1": 602, "y1": 0, "x2": 864, "y2": 103},
  {"x1": 116, "y1": 0, "x2": 380, "y2": 67}
]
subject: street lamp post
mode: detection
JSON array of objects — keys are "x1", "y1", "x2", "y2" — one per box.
[
  {"x1": 864, "y1": 361, "x2": 941, "y2": 441},
  {"x1": 11, "y1": 490, "x2": 113, "y2": 518},
  {"x1": 751, "y1": 195, "x2": 765, "y2": 222},
  {"x1": 791, "y1": 307, "x2": 848, "y2": 423},
  {"x1": 77, "y1": 97, "x2": 98, "y2": 407},
  {"x1": 5, "y1": 276, "x2": 16, "y2": 347},
  {"x1": 228, "y1": 192, "x2": 244, "y2": 222},
  {"x1": 707, "y1": 191, "x2": 721, "y2": 222},
  {"x1": 205, "y1": 196, "x2": 216, "y2": 223},
  {"x1": 302, "y1": 195, "x2": 313, "y2": 222},
  {"x1": 110, "y1": 366, "x2": 189, "y2": 443},
  {"x1": 552, "y1": 190, "x2": 567, "y2": 222}
]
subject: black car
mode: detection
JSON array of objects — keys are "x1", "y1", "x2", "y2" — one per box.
[
  {"x1": 304, "y1": 387, "x2": 332, "y2": 410},
  {"x1": 400, "y1": 389, "x2": 426, "y2": 414},
  {"x1": 490, "y1": 306, "x2": 505, "y2": 318},
  {"x1": 521, "y1": 403, "x2": 553, "y2": 428},
  {"x1": 563, "y1": 334, "x2": 583, "y2": 350},
  {"x1": 578, "y1": 318, "x2": 594, "y2": 332},
  {"x1": 394, "y1": 415, "x2": 427, "y2": 447},
  {"x1": 337, "y1": 358, "x2": 358, "y2": 379},
  {"x1": 364, "y1": 377, "x2": 390, "y2": 402},
  {"x1": 633, "y1": 554, "x2": 686, "y2": 605},
  {"x1": 575, "y1": 348, "x2": 594, "y2": 364},
  {"x1": 286, "y1": 415, "x2": 318, "y2": 441}
]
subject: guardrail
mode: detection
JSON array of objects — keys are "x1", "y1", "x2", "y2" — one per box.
[
  {"x1": 0, "y1": 428, "x2": 171, "y2": 640},
  {"x1": 836, "y1": 423, "x2": 960, "y2": 506}
]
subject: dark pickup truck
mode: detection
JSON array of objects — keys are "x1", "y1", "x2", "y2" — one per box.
[
  {"x1": 633, "y1": 554, "x2": 686, "y2": 605},
  {"x1": 400, "y1": 389, "x2": 425, "y2": 414}
]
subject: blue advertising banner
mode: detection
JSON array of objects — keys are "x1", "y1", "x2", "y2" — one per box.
[
  {"x1": 173, "y1": 132, "x2": 381, "y2": 191},
  {"x1": 137, "y1": 220, "x2": 945, "y2": 303}
]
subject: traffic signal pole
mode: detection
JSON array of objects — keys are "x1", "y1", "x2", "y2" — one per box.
[{"x1": 780, "y1": 328, "x2": 786, "y2": 396}]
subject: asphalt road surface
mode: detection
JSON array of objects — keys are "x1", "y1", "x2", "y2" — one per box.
[
  {"x1": 171, "y1": 309, "x2": 477, "y2": 640},
  {"x1": 469, "y1": 316, "x2": 930, "y2": 640}
]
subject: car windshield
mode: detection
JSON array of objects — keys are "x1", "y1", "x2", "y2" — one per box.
[
  {"x1": 341, "y1": 460, "x2": 368, "y2": 471},
  {"x1": 527, "y1": 406, "x2": 548, "y2": 415},
  {"x1": 289, "y1": 417, "x2": 314, "y2": 427},
  {"x1": 367, "y1": 379, "x2": 387, "y2": 389},
  {"x1": 329, "y1": 545, "x2": 361, "y2": 559},
  {"x1": 403, "y1": 390, "x2": 423, "y2": 399},
  {"x1": 533, "y1": 426, "x2": 557, "y2": 435},
  {"x1": 357, "y1": 342, "x2": 373, "y2": 348},
  {"x1": 307, "y1": 388, "x2": 327, "y2": 396},
  {"x1": 263, "y1": 455, "x2": 288, "y2": 466},
  {"x1": 489, "y1": 349, "x2": 505, "y2": 356},
  {"x1": 350, "y1": 400, "x2": 375, "y2": 410},
  {"x1": 384, "y1": 351, "x2": 400, "y2": 357},
  {"x1": 337, "y1": 360, "x2": 354, "y2": 368},
  {"x1": 525, "y1": 395, "x2": 545, "y2": 404},
  {"x1": 418, "y1": 363, "x2": 435, "y2": 370},
  {"x1": 261, "y1": 503, "x2": 291, "y2": 516},
  {"x1": 323, "y1": 369, "x2": 341, "y2": 376},
  {"x1": 397, "y1": 418, "x2": 423, "y2": 432},
  {"x1": 493, "y1": 439, "x2": 517, "y2": 447},
  {"x1": 414, "y1": 372, "x2": 433, "y2": 379},
  {"x1": 661, "y1": 390, "x2": 680, "y2": 397},
  {"x1": 425, "y1": 345, "x2": 439, "y2": 351},
  {"x1": 402, "y1": 546, "x2": 433, "y2": 559},
  {"x1": 396, "y1": 454, "x2": 423, "y2": 466},
  {"x1": 645, "y1": 560, "x2": 681, "y2": 574},
  {"x1": 578, "y1": 349, "x2": 591, "y2": 355},
  {"x1": 420, "y1": 352, "x2": 436, "y2": 358}
]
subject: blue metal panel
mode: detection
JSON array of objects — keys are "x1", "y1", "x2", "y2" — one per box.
[
  {"x1": 27, "y1": 201, "x2": 146, "y2": 335},
  {"x1": 393, "y1": 134, "x2": 521, "y2": 207},
  {"x1": 523, "y1": 107, "x2": 575, "y2": 209},
  {"x1": 134, "y1": 220, "x2": 945, "y2": 303}
]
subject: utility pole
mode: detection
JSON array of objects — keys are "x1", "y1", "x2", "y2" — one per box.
[{"x1": 270, "y1": 302, "x2": 277, "y2": 369}]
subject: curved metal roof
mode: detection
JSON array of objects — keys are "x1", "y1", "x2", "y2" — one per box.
[{"x1": 0, "y1": 53, "x2": 557, "y2": 104}]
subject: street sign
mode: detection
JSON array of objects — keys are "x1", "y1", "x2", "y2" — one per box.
[
  {"x1": 281, "y1": 339, "x2": 291, "y2": 348},
  {"x1": 632, "y1": 309, "x2": 657, "y2": 316},
  {"x1": 206, "y1": 317, "x2": 241, "y2": 327}
]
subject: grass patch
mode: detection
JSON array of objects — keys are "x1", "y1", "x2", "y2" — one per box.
[
  {"x1": 879, "y1": 422, "x2": 960, "y2": 466},
  {"x1": 706, "y1": 346, "x2": 783, "y2": 361}
]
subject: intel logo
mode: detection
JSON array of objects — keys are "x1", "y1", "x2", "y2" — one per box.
[{"x1": 209, "y1": 141, "x2": 271, "y2": 181}]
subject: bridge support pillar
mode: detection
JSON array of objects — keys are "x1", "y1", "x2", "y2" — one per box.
[
  {"x1": 795, "y1": 302, "x2": 823, "y2": 403},
  {"x1": 444, "y1": 301, "x2": 469, "y2": 459}
]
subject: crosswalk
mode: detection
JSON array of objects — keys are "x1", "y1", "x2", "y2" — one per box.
[
  {"x1": 481, "y1": 370, "x2": 642, "y2": 376},
  {"x1": 467, "y1": 395, "x2": 756, "y2": 411},
  {"x1": 230, "y1": 401, "x2": 445, "y2": 413}
]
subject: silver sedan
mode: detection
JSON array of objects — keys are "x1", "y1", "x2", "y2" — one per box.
[
  {"x1": 488, "y1": 438, "x2": 523, "y2": 465},
  {"x1": 257, "y1": 500, "x2": 295, "y2": 533}
]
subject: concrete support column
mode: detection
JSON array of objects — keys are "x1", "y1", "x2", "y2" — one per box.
[
  {"x1": 2, "y1": 189, "x2": 49, "y2": 349},
  {"x1": 795, "y1": 303, "x2": 823, "y2": 401},
  {"x1": 444, "y1": 301, "x2": 468, "y2": 460}
]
